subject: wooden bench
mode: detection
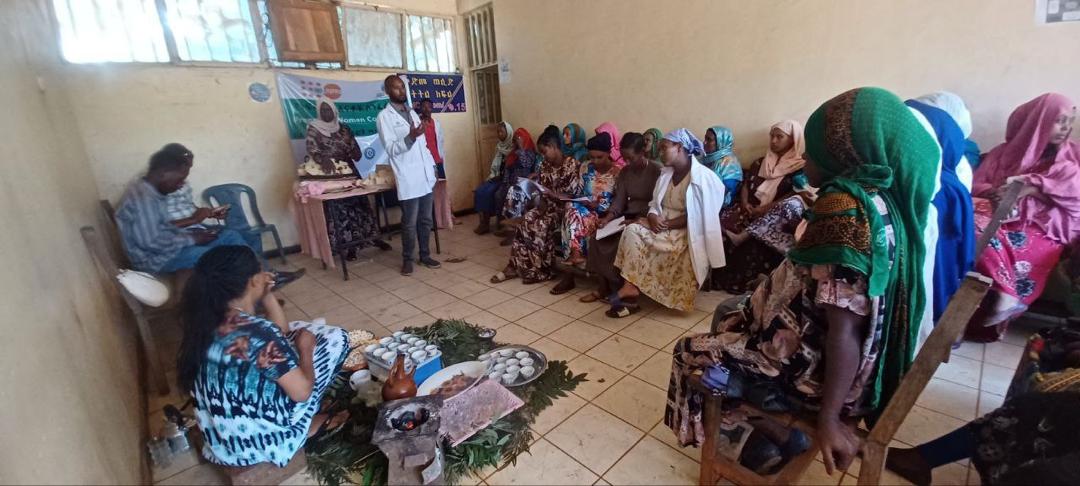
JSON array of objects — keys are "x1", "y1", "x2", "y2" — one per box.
[{"x1": 696, "y1": 182, "x2": 1023, "y2": 485}]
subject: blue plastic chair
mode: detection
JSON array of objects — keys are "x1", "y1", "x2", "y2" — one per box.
[{"x1": 202, "y1": 183, "x2": 287, "y2": 264}]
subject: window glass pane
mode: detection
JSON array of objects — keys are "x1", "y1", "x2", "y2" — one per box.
[
  {"x1": 163, "y1": 0, "x2": 261, "y2": 63},
  {"x1": 343, "y1": 8, "x2": 403, "y2": 68},
  {"x1": 405, "y1": 15, "x2": 455, "y2": 73},
  {"x1": 52, "y1": 0, "x2": 169, "y2": 63}
]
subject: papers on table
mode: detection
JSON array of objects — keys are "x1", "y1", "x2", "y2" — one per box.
[{"x1": 596, "y1": 216, "x2": 626, "y2": 240}]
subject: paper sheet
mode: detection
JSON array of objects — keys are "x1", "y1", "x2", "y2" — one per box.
[{"x1": 596, "y1": 216, "x2": 626, "y2": 240}]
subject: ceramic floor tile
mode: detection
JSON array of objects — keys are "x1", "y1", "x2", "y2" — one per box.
[
  {"x1": 531, "y1": 337, "x2": 581, "y2": 363},
  {"x1": 931, "y1": 462, "x2": 972, "y2": 485},
  {"x1": 895, "y1": 405, "x2": 967, "y2": 446},
  {"x1": 464, "y1": 287, "x2": 516, "y2": 309},
  {"x1": 632, "y1": 351, "x2": 673, "y2": 391},
  {"x1": 586, "y1": 335, "x2": 655, "y2": 372},
  {"x1": 485, "y1": 438, "x2": 598, "y2": 486},
  {"x1": 579, "y1": 307, "x2": 641, "y2": 333},
  {"x1": 283, "y1": 305, "x2": 310, "y2": 323},
  {"x1": 296, "y1": 293, "x2": 350, "y2": 317},
  {"x1": 979, "y1": 363, "x2": 1014, "y2": 396},
  {"x1": 374, "y1": 274, "x2": 417, "y2": 292},
  {"x1": 456, "y1": 261, "x2": 500, "y2": 280},
  {"x1": 617, "y1": 318, "x2": 684, "y2": 349},
  {"x1": 932, "y1": 354, "x2": 982, "y2": 389},
  {"x1": 463, "y1": 310, "x2": 511, "y2": 329},
  {"x1": 983, "y1": 342, "x2": 1024, "y2": 370},
  {"x1": 967, "y1": 465, "x2": 981, "y2": 485},
  {"x1": 951, "y1": 341, "x2": 985, "y2": 361},
  {"x1": 384, "y1": 312, "x2": 437, "y2": 333},
  {"x1": 593, "y1": 375, "x2": 667, "y2": 432},
  {"x1": 915, "y1": 378, "x2": 980, "y2": 421},
  {"x1": 603, "y1": 436, "x2": 698, "y2": 486},
  {"x1": 368, "y1": 301, "x2": 424, "y2": 326},
  {"x1": 520, "y1": 284, "x2": 571, "y2": 307},
  {"x1": 494, "y1": 323, "x2": 542, "y2": 345},
  {"x1": 427, "y1": 300, "x2": 483, "y2": 320},
  {"x1": 492, "y1": 278, "x2": 548, "y2": 297},
  {"x1": 795, "y1": 460, "x2": 844, "y2": 485},
  {"x1": 548, "y1": 293, "x2": 607, "y2": 319},
  {"x1": 645, "y1": 307, "x2": 710, "y2": 330},
  {"x1": 443, "y1": 279, "x2": 490, "y2": 299},
  {"x1": 337, "y1": 283, "x2": 390, "y2": 307},
  {"x1": 565, "y1": 355, "x2": 624, "y2": 400},
  {"x1": 410, "y1": 290, "x2": 460, "y2": 312},
  {"x1": 515, "y1": 308, "x2": 576, "y2": 336},
  {"x1": 546, "y1": 404, "x2": 645, "y2": 474},
  {"x1": 549, "y1": 321, "x2": 613, "y2": 353},
  {"x1": 1000, "y1": 324, "x2": 1034, "y2": 346},
  {"x1": 150, "y1": 447, "x2": 204, "y2": 484},
  {"x1": 530, "y1": 392, "x2": 587, "y2": 435},
  {"x1": 647, "y1": 423, "x2": 699, "y2": 461},
  {"x1": 155, "y1": 463, "x2": 229, "y2": 485},
  {"x1": 279, "y1": 279, "x2": 330, "y2": 306},
  {"x1": 488, "y1": 298, "x2": 544, "y2": 322},
  {"x1": 317, "y1": 305, "x2": 380, "y2": 331},
  {"x1": 389, "y1": 282, "x2": 438, "y2": 301},
  {"x1": 351, "y1": 291, "x2": 404, "y2": 315},
  {"x1": 977, "y1": 391, "x2": 1005, "y2": 416}
]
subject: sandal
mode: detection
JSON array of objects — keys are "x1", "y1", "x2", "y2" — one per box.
[
  {"x1": 550, "y1": 278, "x2": 576, "y2": 295},
  {"x1": 605, "y1": 303, "x2": 640, "y2": 318},
  {"x1": 490, "y1": 271, "x2": 516, "y2": 284},
  {"x1": 579, "y1": 292, "x2": 608, "y2": 303}
]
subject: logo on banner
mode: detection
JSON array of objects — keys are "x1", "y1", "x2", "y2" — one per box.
[{"x1": 324, "y1": 84, "x2": 342, "y2": 100}]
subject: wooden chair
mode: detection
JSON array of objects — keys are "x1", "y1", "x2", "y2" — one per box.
[{"x1": 696, "y1": 183, "x2": 1023, "y2": 485}]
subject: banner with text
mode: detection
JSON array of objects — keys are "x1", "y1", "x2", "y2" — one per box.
[
  {"x1": 399, "y1": 73, "x2": 466, "y2": 113},
  {"x1": 276, "y1": 73, "x2": 393, "y2": 178}
]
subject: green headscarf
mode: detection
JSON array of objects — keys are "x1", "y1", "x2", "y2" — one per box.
[
  {"x1": 645, "y1": 128, "x2": 663, "y2": 161},
  {"x1": 788, "y1": 87, "x2": 939, "y2": 411},
  {"x1": 563, "y1": 123, "x2": 588, "y2": 161}
]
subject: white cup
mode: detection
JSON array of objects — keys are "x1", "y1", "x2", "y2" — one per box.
[
  {"x1": 506, "y1": 358, "x2": 519, "y2": 367},
  {"x1": 364, "y1": 343, "x2": 379, "y2": 354},
  {"x1": 379, "y1": 337, "x2": 394, "y2": 345},
  {"x1": 498, "y1": 349, "x2": 514, "y2": 357},
  {"x1": 519, "y1": 358, "x2": 535, "y2": 367},
  {"x1": 520, "y1": 366, "x2": 536, "y2": 378},
  {"x1": 515, "y1": 351, "x2": 530, "y2": 360}
]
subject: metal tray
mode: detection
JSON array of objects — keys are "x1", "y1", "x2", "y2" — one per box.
[{"x1": 480, "y1": 345, "x2": 549, "y2": 387}]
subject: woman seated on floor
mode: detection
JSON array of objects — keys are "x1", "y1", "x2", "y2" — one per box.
[
  {"x1": 491, "y1": 129, "x2": 581, "y2": 285},
  {"x1": 700, "y1": 125, "x2": 743, "y2": 209},
  {"x1": 609, "y1": 128, "x2": 726, "y2": 317},
  {"x1": 551, "y1": 132, "x2": 623, "y2": 295},
  {"x1": 666, "y1": 88, "x2": 939, "y2": 475},
  {"x1": 178, "y1": 245, "x2": 348, "y2": 468},
  {"x1": 712, "y1": 120, "x2": 814, "y2": 293},
  {"x1": 964, "y1": 93, "x2": 1079, "y2": 342},
  {"x1": 474, "y1": 121, "x2": 517, "y2": 234},
  {"x1": 575, "y1": 133, "x2": 662, "y2": 303},
  {"x1": 888, "y1": 327, "x2": 1080, "y2": 485}
]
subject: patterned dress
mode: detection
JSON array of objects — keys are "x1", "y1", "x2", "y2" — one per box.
[
  {"x1": 713, "y1": 158, "x2": 811, "y2": 293},
  {"x1": 508, "y1": 156, "x2": 581, "y2": 281},
  {"x1": 615, "y1": 174, "x2": 698, "y2": 311},
  {"x1": 499, "y1": 151, "x2": 544, "y2": 220},
  {"x1": 306, "y1": 124, "x2": 382, "y2": 258},
  {"x1": 193, "y1": 313, "x2": 347, "y2": 467},
  {"x1": 562, "y1": 162, "x2": 620, "y2": 256},
  {"x1": 666, "y1": 193, "x2": 895, "y2": 447}
]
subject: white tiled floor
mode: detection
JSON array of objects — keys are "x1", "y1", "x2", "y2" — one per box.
[{"x1": 150, "y1": 213, "x2": 1033, "y2": 485}]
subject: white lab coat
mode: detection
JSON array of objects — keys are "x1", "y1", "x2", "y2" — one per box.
[
  {"x1": 376, "y1": 104, "x2": 437, "y2": 200},
  {"x1": 648, "y1": 157, "x2": 728, "y2": 286}
]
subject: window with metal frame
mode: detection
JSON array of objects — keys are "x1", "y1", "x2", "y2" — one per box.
[
  {"x1": 51, "y1": 0, "x2": 262, "y2": 64},
  {"x1": 341, "y1": 6, "x2": 456, "y2": 73},
  {"x1": 463, "y1": 4, "x2": 496, "y2": 69}
]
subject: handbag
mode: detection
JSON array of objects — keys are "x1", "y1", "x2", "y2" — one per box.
[{"x1": 116, "y1": 269, "x2": 170, "y2": 307}]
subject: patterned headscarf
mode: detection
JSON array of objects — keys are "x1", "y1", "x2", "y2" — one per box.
[
  {"x1": 563, "y1": 123, "x2": 588, "y2": 161},
  {"x1": 645, "y1": 128, "x2": 663, "y2": 161},
  {"x1": 662, "y1": 128, "x2": 704, "y2": 158},
  {"x1": 789, "y1": 87, "x2": 940, "y2": 411},
  {"x1": 701, "y1": 126, "x2": 743, "y2": 185}
]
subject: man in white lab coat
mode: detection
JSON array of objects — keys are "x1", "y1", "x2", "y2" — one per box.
[{"x1": 377, "y1": 75, "x2": 441, "y2": 275}]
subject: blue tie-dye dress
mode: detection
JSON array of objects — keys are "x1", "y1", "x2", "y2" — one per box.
[{"x1": 192, "y1": 313, "x2": 347, "y2": 467}]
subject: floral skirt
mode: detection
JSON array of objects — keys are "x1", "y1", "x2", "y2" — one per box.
[
  {"x1": 324, "y1": 196, "x2": 380, "y2": 257},
  {"x1": 615, "y1": 223, "x2": 697, "y2": 311},
  {"x1": 965, "y1": 199, "x2": 1064, "y2": 342},
  {"x1": 712, "y1": 196, "x2": 806, "y2": 293},
  {"x1": 509, "y1": 205, "x2": 561, "y2": 281},
  {"x1": 562, "y1": 201, "x2": 599, "y2": 256}
]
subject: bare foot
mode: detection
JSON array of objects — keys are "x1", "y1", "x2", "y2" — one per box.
[
  {"x1": 726, "y1": 229, "x2": 750, "y2": 246},
  {"x1": 885, "y1": 447, "x2": 932, "y2": 486},
  {"x1": 617, "y1": 281, "x2": 641, "y2": 300}
]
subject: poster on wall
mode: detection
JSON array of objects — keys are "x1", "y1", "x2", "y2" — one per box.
[
  {"x1": 397, "y1": 73, "x2": 466, "y2": 113},
  {"x1": 276, "y1": 73, "x2": 395, "y2": 179},
  {"x1": 1036, "y1": 0, "x2": 1080, "y2": 23}
]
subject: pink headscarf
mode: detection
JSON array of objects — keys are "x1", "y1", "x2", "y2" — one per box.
[
  {"x1": 594, "y1": 122, "x2": 624, "y2": 166},
  {"x1": 755, "y1": 119, "x2": 807, "y2": 205},
  {"x1": 973, "y1": 93, "x2": 1080, "y2": 244}
]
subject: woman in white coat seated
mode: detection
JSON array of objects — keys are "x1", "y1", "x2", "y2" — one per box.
[{"x1": 609, "y1": 128, "x2": 728, "y2": 318}]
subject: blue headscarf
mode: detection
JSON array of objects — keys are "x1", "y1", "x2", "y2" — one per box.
[
  {"x1": 662, "y1": 128, "x2": 704, "y2": 157},
  {"x1": 700, "y1": 126, "x2": 742, "y2": 207},
  {"x1": 905, "y1": 100, "x2": 975, "y2": 323}
]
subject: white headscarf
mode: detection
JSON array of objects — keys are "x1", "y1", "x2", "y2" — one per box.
[
  {"x1": 914, "y1": 91, "x2": 973, "y2": 138},
  {"x1": 309, "y1": 97, "x2": 341, "y2": 137},
  {"x1": 488, "y1": 121, "x2": 514, "y2": 179},
  {"x1": 754, "y1": 119, "x2": 807, "y2": 205}
]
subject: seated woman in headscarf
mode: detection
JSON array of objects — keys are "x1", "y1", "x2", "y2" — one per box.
[
  {"x1": 562, "y1": 123, "x2": 589, "y2": 162},
  {"x1": 644, "y1": 128, "x2": 663, "y2": 164},
  {"x1": 595, "y1": 121, "x2": 625, "y2": 166},
  {"x1": 712, "y1": 120, "x2": 814, "y2": 293},
  {"x1": 964, "y1": 93, "x2": 1079, "y2": 342},
  {"x1": 498, "y1": 127, "x2": 544, "y2": 226},
  {"x1": 550, "y1": 132, "x2": 622, "y2": 294},
  {"x1": 912, "y1": 91, "x2": 981, "y2": 183},
  {"x1": 490, "y1": 130, "x2": 581, "y2": 284},
  {"x1": 888, "y1": 326, "x2": 1080, "y2": 486},
  {"x1": 905, "y1": 97, "x2": 976, "y2": 344},
  {"x1": 700, "y1": 126, "x2": 743, "y2": 208},
  {"x1": 304, "y1": 97, "x2": 389, "y2": 258},
  {"x1": 666, "y1": 88, "x2": 938, "y2": 475},
  {"x1": 474, "y1": 121, "x2": 515, "y2": 234},
  {"x1": 578, "y1": 133, "x2": 662, "y2": 303},
  {"x1": 609, "y1": 128, "x2": 726, "y2": 317}
]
